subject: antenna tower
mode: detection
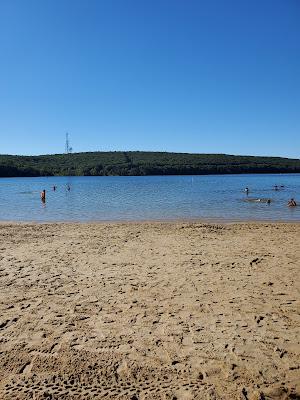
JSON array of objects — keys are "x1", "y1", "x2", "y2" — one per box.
[{"x1": 65, "y1": 132, "x2": 73, "y2": 154}]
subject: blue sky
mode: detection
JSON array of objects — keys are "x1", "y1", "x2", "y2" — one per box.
[{"x1": 0, "y1": 0, "x2": 299, "y2": 157}]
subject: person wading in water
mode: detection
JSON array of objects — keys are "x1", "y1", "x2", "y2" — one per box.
[{"x1": 40, "y1": 189, "x2": 46, "y2": 203}]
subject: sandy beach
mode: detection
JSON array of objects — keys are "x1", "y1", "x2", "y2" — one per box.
[{"x1": 0, "y1": 222, "x2": 299, "y2": 399}]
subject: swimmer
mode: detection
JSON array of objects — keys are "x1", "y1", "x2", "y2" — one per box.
[
  {"x1": 274, "y1": 185, "x2": 279, "y2": 191},
  {"x1": 288, "y1": 198, "x2": 297, "y2": 207},
  {"x1": 245, "y1": 187, "x2": 249, "y2": 195},
  {"x1": 40, "y1": 189, "x2": 46, "y2": 202},
  {"x1": 245, "y1": 198, "x2": 270, "y2": 204},
  {"x1": 67, "y1": 184, "x2": 71, "y2": 191},
  {"x1": 53, "y1": 185, "x2": 57, "y2": 191}
]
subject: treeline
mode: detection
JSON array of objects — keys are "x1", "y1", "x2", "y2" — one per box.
[{"x1": 0, "y1": 151, "x2": 300, "y2": 177}]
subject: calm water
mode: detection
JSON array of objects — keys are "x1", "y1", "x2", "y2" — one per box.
[{"x1": 0, "y1": 174, "x2": 299, "y2": 222}]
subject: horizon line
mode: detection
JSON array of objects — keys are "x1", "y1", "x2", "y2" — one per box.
[{"x1": 0, "y1": 150, "x2": 299, "y2": 161}]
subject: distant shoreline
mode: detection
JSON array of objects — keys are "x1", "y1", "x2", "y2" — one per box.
[
  {"x1": 1, "y1": 151, "x2": 300, "y2": 177},
  {"x1": 1, "y1": 171, "x2": 300, "y2": 179}
]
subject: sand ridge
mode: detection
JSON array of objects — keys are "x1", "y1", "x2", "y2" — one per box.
[{"x1": 0, "y1": 222, "x2": 299, "y2": 399}]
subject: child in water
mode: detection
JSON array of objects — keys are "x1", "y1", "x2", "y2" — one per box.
[
  {"x1": 288, "y1": 198, "x2": 297, "y2": 207},
  {"x1": 40, "y1": 189, "x2": 46, "y2": 202}
]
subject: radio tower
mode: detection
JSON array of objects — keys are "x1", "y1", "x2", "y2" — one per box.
[{"x1": 65, "y1": 132, "x2": 73, "y2": 154}]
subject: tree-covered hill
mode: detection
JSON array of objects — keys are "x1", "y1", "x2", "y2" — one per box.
[{"x1": 0, "y1": 151, "x2": 299, "y2": 177}]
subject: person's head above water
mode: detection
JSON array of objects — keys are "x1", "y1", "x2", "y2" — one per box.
[{"x1": 288, "y1": 198, "x2": 297, "y2": 207}]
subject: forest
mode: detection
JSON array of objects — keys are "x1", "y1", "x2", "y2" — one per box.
[{"x1": 0, "y1": 151, "x2": 300, "y2": 177}]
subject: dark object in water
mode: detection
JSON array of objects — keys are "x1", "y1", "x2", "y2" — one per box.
[{"x1": 288, "y1": 198, "x2": 297, "y2": 207}]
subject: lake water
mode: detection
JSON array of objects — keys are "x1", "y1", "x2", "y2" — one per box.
[{"x1": 0, "y1": 174, "x2": 299, "y2": 222}]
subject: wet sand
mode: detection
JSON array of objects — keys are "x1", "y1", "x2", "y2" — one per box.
[{"x1": 0, "y1": 222, "x2": 299, "y2": 399}]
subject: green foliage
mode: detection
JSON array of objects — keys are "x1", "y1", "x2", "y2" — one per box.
[{"x1": 0, "y1": 151, "x2": 299, "y2": 177}]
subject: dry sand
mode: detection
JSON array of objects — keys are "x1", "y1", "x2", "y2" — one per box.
[{"x1": 0, "y1": 222, "x2": 299, "y2": 399}]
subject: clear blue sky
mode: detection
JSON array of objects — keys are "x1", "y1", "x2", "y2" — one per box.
[{"x1": 0, "y1": 0, "x2": 299, "y2": 158}]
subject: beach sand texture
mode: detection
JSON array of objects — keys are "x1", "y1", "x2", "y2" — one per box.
[{"x1": 0, "y1": 222, "x2": 299, "y2": 399}]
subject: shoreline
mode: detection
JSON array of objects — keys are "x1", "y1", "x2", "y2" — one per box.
[
  {"x1": 1, "y1": 171, "x2": 300, "y2": 178},
  {"x1": 0, "y1": 217, "x2": 299, "y2": 225}
]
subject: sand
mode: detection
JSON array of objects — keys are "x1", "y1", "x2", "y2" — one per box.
[{"x1": 0, "y1": 222, "x2": 299, "y2": 400}]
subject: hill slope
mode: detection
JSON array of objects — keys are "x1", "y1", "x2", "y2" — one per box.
[{"x1": 0, "y1": 151, "x2": 299, "y2": 177}]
